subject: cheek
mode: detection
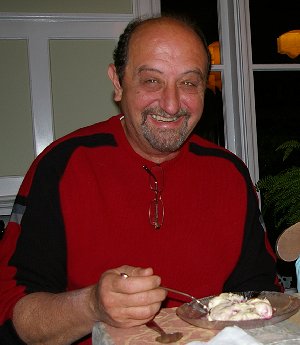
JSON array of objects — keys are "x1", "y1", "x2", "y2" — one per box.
[
  {"x1": 121, "y1": 90, "x2": 155, "y2": 116},
  {"x1": 182, "y1": 93, "x2": 205, "y2": 114},
  {"x1": 134, "y1": 91, "x2": 160, "y2": 109}
]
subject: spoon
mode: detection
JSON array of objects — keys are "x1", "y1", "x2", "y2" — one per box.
[
  {"x1": 119, "y1": 273, "x2": 207, "y2": 313},
  {"x1": 162, "y1": 286, "x2": 208, "y2": 314},
  {"x1": 146, "y1": 319, "x2": 183, "y2": 343}
]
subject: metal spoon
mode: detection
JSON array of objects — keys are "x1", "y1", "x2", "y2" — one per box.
[
  {"x1": 120, "y1": 273, "x2": 207, "y2": 312},
  {"x1": 162, "y1": 286, "x2": 208, "y2": 314},
  {"x1": 146, "y1": 319, "x2": 183, "y2": 343}
]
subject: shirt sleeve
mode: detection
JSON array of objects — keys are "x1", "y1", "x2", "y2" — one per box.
[
  {"x1": 223, "y1": 175, "x2": 282, "y2": 293},
  {"x1": 0, "y1": 147, "x2": 68, "y2": 331}
]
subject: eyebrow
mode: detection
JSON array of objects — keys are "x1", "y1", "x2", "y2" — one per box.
[
  {"x1": 183, "y1": 69, "x2": 206, "y2": 82},
  {"x1": 137, "y1": 66, "x2": 163, "y2": 75},
  {"x1": 137, "y1": 66, "x2": 206, "y2": 81}
]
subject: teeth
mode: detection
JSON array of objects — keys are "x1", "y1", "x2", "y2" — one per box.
[{"x1": 151, "y1": 114, "x2": 178, "y2": 122}]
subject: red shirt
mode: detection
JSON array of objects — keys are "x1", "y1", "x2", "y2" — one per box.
[{"x1": 0, "y1": 114, "x2": 280, "y2": 344}]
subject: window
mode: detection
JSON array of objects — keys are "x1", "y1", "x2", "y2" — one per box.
[{"x1": 249, "y1": 0, "x2": 300, "y2": 289}]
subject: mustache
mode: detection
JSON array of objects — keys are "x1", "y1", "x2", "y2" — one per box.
[{"x1": 141, "y1": 107, "x2": 190, "y2": 120}]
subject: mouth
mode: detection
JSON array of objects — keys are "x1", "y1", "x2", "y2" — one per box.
[{"x1": 150, "y1": 114, "x2": 181, "y2": 122}]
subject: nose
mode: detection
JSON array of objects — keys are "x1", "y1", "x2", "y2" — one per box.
[{"x1": 159, "y1": 84, "x2": 181, "y2": 116}]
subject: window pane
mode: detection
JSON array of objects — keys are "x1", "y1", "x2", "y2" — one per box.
[
  {"x1": 255, "y1": 71, "x2": 300, "y2": 289},
  {"x1": 194, "y1": 75, "x2": 224, "y2": 147},
  {"x1": 255, "y1": 71, "x2": 300, "y2": 178},
  {"x1": 0, "y1": 40, "x2": 34, "y2": 176},
  {"x1": 160, "y1": 0, "x2": 219, "y2": 45},
  {"x1": 250, "y1": 0, "x2": 300, "y2": 64},
  {"x1": 50, "y1": 39, "x2": 119, "y2": 139}
]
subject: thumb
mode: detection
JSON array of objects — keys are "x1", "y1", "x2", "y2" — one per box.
[{"x1": 131, "y1": 266, "x2": 154, "y2": 277}]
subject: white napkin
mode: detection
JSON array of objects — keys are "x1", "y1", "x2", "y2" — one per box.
[{"x1": 186, "y1": 326, "x2": 263, "y2": 345}]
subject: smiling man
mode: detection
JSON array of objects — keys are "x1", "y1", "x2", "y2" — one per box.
[
  {"x1": 109, "y1": 17, "x2": 209, "y2": 161},
  {"x1": 0, "y1": 15, "x2": 281, "y2": 345}
]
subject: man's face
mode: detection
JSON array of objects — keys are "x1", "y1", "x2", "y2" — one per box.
[{"x1": 109, "y1": 19, "x2": 209, "y2": 160}]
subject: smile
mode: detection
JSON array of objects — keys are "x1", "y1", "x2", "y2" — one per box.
[{"x1": 151, "y1": 114, "x2": 180, "y2": 122}]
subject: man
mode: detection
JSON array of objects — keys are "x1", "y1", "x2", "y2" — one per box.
[{"x1": 0, "y1": 15, "x2": 280, "y2": 344}]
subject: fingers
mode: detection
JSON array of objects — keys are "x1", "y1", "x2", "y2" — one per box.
[
  {"x1": 94, "y1": 265, "x2": 167, "y2": 328},
  {"x1": 107, "y1": 267, "x2": 164, "y2": 305},
  {"x1": 117, "y1": 273, "x2": 161, "y2": 295},
  {"x1": 109, "y1": 299, "x2": 163, "y2": 328},
  {"x1": 106, "y1": 265, "x2": 161, "y2": 294},
  {"x1": 118, "y1": 281, "x2": 166, "y2": 307}
]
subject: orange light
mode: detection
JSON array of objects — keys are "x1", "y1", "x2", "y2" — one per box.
[
  {"x1": 208, "y1": 41, "x2": 221, "y2": 65},
  {"x1": 277, "y1": 30, "x2": 300, "y2": 59},
  {"x1": 207, "y1": 41, "x2": 221, "y2": 93}
]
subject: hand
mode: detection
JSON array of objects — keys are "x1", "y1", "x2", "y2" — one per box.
[{"x1": 90, "y1": 265, "x2": 167, "y2": 328}]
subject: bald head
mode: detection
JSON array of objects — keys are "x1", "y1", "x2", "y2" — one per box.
[{"x1": 113, "y1": 15, "x2": 211, "y2": 85}]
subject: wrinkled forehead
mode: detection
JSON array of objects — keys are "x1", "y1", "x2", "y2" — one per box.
[
  {"x1": 127, "y1": 18, "x2": 209, "y2": 73},
  {"x1": 130, "y1": 17, "x2": 205, "y2": 50}
]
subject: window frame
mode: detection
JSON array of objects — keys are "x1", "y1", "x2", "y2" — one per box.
[{"x1": 219, "y1": 0, "x2": 300, "y2": 185}]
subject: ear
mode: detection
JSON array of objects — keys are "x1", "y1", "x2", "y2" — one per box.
[{"x1": 108, "y1": 64, "x2": 123, "y2": 102}]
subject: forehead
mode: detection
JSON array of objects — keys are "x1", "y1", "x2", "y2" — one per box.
[
  {"x1": 132, "y1": 17, "x2": 201, "y2": 41},
  {"x1": 127, "y1": 18, "x2": 208, "y2": 72}
]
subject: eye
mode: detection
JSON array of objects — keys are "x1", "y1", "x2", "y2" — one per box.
[
  {"x1": 145, "y1": 78, "x2": 158, "y2": 84},
  {"x1": 139, "y1": 77, "x2": 162, "y2": 91},
  {"x1": 183, "y1": 80, "x2": 197, "y2": 87},
  {"x1": 179, "y1": 80, "x2": 201, "y2": 94}
]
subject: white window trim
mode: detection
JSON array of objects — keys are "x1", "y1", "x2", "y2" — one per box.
[
  {"x1": 228, "y1": 0, "x2": 300, "y2": 185},
  {"x1": 200, "y1": 0, "x2": 255, "y2": 181},
  {"x1": 217, "y1": 0, "x2": 299, "y2": 186},
  {"x1": 213, "y1": 0, "x2": 259, "y2": 183},
  {"x1": 0, "y1": 0, "x2": 160, "y2": 215}
]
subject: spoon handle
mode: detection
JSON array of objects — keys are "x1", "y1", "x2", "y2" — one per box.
[
  {"x1": 146, "y1": 319, "x2": 166, "y2": 335},
  {"x1": 161, "y1": 286, "x2": 208, "y2": 310},
  {"x1": 162, "y1": 286, "x2": 195, "y2": 300}
]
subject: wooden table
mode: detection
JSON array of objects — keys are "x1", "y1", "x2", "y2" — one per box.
[{"x1": 92, "y1": 294, "x2": 300, "y2": 345}]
